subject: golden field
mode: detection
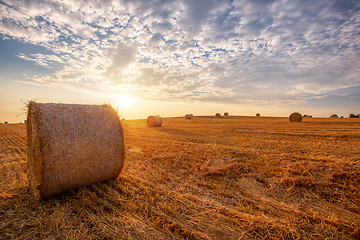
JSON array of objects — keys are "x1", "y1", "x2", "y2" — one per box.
[{"x1": 0, "y1": 116, "x2": 359, "y2": 239}]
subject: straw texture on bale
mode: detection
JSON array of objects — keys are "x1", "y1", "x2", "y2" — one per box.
[
  {"x1": 27, "y1": 102, "x2": 125, "y2": 200},
  {"x1": 289, "y1": 112, "x2": 303, "y2": 122},
  {"x1": 147, "y1": 115, "x2": 162, "y2": 127},
  {"x1": 224, "y1": 112, "x2": 229, "y2": 117},
  {"x1": 215, "y1": 113, "x2": 221, "y2": 118},
  {"x1": 185, "y1": 114, "x2": 191, "y2": 119}
]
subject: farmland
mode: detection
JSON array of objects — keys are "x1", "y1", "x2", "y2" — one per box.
[{"x1": 0, "y1": 116, "x2": 359, "y2": 239}]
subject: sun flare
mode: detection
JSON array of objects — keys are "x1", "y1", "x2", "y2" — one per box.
[{"x1": 114, "y1": 94, "x2": 135, "y2": 109}]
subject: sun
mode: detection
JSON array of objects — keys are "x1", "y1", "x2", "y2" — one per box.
[{"x1": 114, "y1": 94, "x2": 135, "y2": 109}]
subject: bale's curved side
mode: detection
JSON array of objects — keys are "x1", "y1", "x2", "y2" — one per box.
[
  {"x1": 147, "y1": 115, "x2": 162, "y2": 127},
  {"x1": 289, "y1": 112, "x2": 303, "y2": 122},
  {"x1": 27, "y1": 102, "x2": 125, "y2": 199}
]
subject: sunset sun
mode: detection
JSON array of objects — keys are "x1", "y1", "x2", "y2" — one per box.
[{"x1": 114, "y1": 94, "x2": 135, "y2": 109}]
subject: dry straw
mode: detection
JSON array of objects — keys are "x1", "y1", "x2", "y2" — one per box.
[
  {"x1": 147, "y1": 115, "x2": 162, "y2": 127},
  {"x1": 215, "y1": 113, "x2": 221, "y2": 118},
  {"x1": 289, "y1": 112, "x2": 303, "y2": 122},
  {"x1": 27, "y1": 101, "x2": 125, "y2": 199},
  {"x1": 224, "y1": 112, "x2": 229, "y2": 117},
  {"x1": 185, "y1": 114, "x2": 192, "y2": 119},
  {"x1": 256, "y1": 113, "x2": 260, "y2": 117}
]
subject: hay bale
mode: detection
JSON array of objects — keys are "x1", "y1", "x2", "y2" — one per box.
[
  {"x1": 215, "y1": 113, "x2": 221, "y2": 118},
  {"x1": 224, "y1": 112, "x2": 229, "y2": 117},
  {"x1": 190, "y1": 114, "x2": 193, "y2": 117},
  {"x1": 27, "y1": 102, "x2": 125, "y2": 200},
  {"x1": 185, "y1": 114, "x2": 191, "y2": 119},
  {"x1": 256, "y1": 113, "x2": 260, "y2": 117},
  {"x1": 147, "y1": 115, "x2": 162, "y2": 127},
  {"x1": 289, "y1": 112, "x2": 302, "y2": 122}
]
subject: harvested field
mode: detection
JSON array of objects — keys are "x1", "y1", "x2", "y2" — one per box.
[{"x1": 1, "y1": 117, "x2": 360, "y2": 239}]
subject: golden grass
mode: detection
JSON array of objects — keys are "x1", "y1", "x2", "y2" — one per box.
[{"x1": 1, "y1": 116, "x2": 360, "y2": 239}]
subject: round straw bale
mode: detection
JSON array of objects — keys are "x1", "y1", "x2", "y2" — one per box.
[
  {"x1": 256, "y1": 113, "x2": 260, "y2": 117},
  {"x1": 289, "y1": 112, "x2": 302, "y2": 122},
  {"x1": 185, "y1": 114, "x2": 191, "y2": 119},
  {"x1": 147, "y1": 115, "x2": 162, "y2": 127},
  {"x1": 190, "y1": 114, "x2": 193, "y2": 117},
  {"x1": 215, "y1": 113, "x2": 221, "y2": 117},
  {"x1": 224, "y1": 112, "x2": 229, "y2": 117},
  {"x1": 26, "y1": 102, "x2": 125, "y2": 200}
]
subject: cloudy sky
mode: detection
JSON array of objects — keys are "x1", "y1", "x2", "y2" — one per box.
[{"x1": 1, "y1": 0, "x2": 359, "y2": 121}]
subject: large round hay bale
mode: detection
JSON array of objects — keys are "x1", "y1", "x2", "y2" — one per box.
[
  {"x1": 289, "y1": 112, "x2": 302, "y2": 122},
  {"x1": 215, "y1": 113, "x2": 221, "y2": 117},
  {"x1": 185, "y1": 114, "x2": 191, "y2": 119},
  {"x1": 147, "y1": 115, "x2": 162, "y2": 127},
  {"x1": 256, "y1": 113, "x2": 260, "y2": 117},
  {"x1": 26, "y1": 102, "x2": 125, "y2": 200},
  {"x1": 224, "y1": 112, "x2": 229, "y2": 117}
]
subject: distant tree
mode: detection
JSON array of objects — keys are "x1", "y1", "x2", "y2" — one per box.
[
  {"x1": 349, "y1": 113, "x2": 360, "y2": 118},
  {"x1": 303, "y1": 114, "x2": 313, "y2": 118}
]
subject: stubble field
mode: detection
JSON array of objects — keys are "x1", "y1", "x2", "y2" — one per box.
[{"x1": 0, "y1": 116, "x2": 359, "y2": 239}]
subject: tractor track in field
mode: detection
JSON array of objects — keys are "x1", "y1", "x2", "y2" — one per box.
[
  {"x1": 0, "y1": 125, "x2": 26, "y2": 150},
  {"x1": 0, "y1": 124, "x2": 28, "y2": 197}
]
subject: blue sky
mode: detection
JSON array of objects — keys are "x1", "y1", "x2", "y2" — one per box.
[{"x1": 1, "y1": 0, "x2": 359, "y2": 121}]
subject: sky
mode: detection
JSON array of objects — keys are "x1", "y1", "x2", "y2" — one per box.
[{"x1": 1, "y1": 0, "x2": 359, "y2": 122}]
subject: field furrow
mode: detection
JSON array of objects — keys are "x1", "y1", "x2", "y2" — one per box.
[{"x1": 0, "y1": 125, "x2": 28, "y2": 200}]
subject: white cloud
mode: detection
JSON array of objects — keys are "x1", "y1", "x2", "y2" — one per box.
[{"x1": 1, "y1": 0, "x2": 359, "y2": 106}]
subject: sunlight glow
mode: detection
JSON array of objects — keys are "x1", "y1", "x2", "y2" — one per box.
[{"x1": 114, "y1": 94, "x2": 135, "y2": 109}]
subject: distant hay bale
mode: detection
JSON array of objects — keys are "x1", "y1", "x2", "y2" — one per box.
[
  {"x1": 224, "y1": 112, "x2": 229, "y2": 117},
  {"x1": 256, "y1": 113, "x2": 260, "y2": 117},
  {"x1": 289, "y1": 112, "x2": 302, "y2": 122},
  {"x1": 4, "y1": 121, "x2": 8, "y2": 124},
  {"x1": 147, "y1": 115, "x2": 162, "y2": 127},
  {"x1": 185, "y1": 114, "x2": 192, "y2": 119},
  {"x1": 215, "y1": 113, "x2": 221, "y2": 118},
  {"x1": 27, "y1": 102, "x2": 125, "y2": 200}
]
